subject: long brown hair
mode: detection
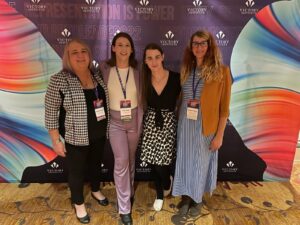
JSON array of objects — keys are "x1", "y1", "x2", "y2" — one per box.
[
  {"x1": 106, "y1": 32, "x2": 138, "y2": 68},
  {"x1": 181, "y1": 30, "x2": 223, "y2": 84},
  {"x1": 141, "y1": 43, "x2": 164, "y2": 110}
]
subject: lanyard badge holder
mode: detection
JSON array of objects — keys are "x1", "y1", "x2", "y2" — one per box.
[
  {"x1": 116, "y1": 67, "x2": 132, "y2": 121},
  {"x1": 187, "y1": 67, "x2": 201, "y2": 120},
  {"x1": 93, "y1": 86, "x2": 106, "y2": 121}
]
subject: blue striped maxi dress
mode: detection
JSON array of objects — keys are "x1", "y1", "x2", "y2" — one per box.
[{"x1": 172, "y1": 73, "x2": 217, "y2": 203}]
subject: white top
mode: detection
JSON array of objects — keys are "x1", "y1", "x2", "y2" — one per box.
[{"x1": 107, "y1": 67, "x2": 137, "y2": 111}]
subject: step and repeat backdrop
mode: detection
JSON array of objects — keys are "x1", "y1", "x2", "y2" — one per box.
[{"x1": 0, "y1": 0, "x2": 299, "y2": 183}]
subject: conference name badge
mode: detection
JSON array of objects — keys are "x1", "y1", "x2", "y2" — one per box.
[
  {"x1": 120, "y1": 99, "x2": 132, "y2": 121},
  {"x1": 93, "y1": 99, "x2": 106, "y2": 121},
  {"x1": 187, "y1": 99, "x2": 199, "y2": 120}
]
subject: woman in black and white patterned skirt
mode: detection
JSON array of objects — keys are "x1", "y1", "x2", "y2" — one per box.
[{"x1": 140, "y1": 43, "x2": 181, "y2": 211}]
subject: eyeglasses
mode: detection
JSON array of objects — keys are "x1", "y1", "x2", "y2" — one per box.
[{"x1": 191, "y1": 41, "x2": 208, "y2": 48}]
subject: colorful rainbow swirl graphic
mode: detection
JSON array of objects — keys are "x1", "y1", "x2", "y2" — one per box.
[{"x1": 230, "y1": 0, "x2": 300, "y2": 180}]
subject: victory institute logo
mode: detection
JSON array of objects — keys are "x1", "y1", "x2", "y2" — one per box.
[
  {"x1": 24, "y1": 0, "x2": 46, "y2": 12},
  {"x1": 165, "y1": 30, "x2": 174, "y2": 39},
  {"x1": 82, "y1": 0, "x2": 101, "y2": 13},
  {"x1": 222, "y1": 160, "x2": 238, "y2": 173},
  {"x1": 187, "y1": 0, "x2": 208, "y2": 15},
  {"x1": 226, "y1": 161, "x2": 235, "y2": 168},
  {"x1": 245, "y1": 0, "x2": 255, "y2": 7},
  {"x1": 240, "y1": 0, "x2": 258, "y2": 15},
  {"x1": 135, "y1": 0, "x2": 153, "y2": 14},
  {"x1": 193, "y1": 0, "x2": 202, "y2": 6},
  {"x1": 57, "y1": 28, "x2": 72, "y2": 45},
  {"x1": 160, "y1": 30, "x2": 179, "y2": 46},
  {"x1": 85, "y1": 0, "x2": 96, "y2": 5},
  {"x1": 215, "y1": 30, "x2": 229, "y2": 47},
  {"x1": 140, "y1": 161, "x2": 148, "y2": 167},
  {"x1": 47, "y1": 161, "x2": 63, "y2": 174},
  {"x1": 139, "y1": 0, "x2": 149, "y2": 6},
  {"x1": 61, "y1": 28, "x2": 71, "y2": 37}
]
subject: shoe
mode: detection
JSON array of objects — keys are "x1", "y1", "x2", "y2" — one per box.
[
  {"x1": 163, "y1": 176, "x2": 173, "y2": 197},
  {"x1": 189, "y1": 202, "x2": 202, "y2": 217},
  {"x1": 91, "y1": 192, "x2": 109, "y2": 206},
  {"x1": 153, "y1": 199, "x2": 164, "y2": 211},
  {"x1": 73, "y1": 204, "x2": 90, "y2": 224},
  {"x1": 120, "y1": 213, "x2": 132, "y2": 225},
  {"x1": 176, "y1": 196, "x2": 192, "y2": 216}
]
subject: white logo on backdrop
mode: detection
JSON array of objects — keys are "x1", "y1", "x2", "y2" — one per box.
[
  {"x1": 25, "y1": 0, "x2": 46, "y2": 12},
  {"x1": 165, "y1": 31, "x2": 174, "y2": 39},
  {"x1": 193, "y1": 0, "x2": 202, "y2": 7},
  {"x1": 51, "y1": 162, "x2": 59, "y2": 169},
  {"x1": 114, "y1": 30, "x2": 121, "y2": 36},
  {"x1": 85, "y1": 0, "x2": 96, "y2": 5},
  {"x1": 240, "y1": 0, "x2": 258, "y2": 15},
  {"x1": 92, "y1": 60, "x2": 99, "y2": 68},
  {"x1": 226, "y1": 161, "x2": 235, "y2": 168},
  {"x1": 135, "y1": 0, "x2": 153, "y2": 14},
  {"x1": 215, "y1": 30, "x2": 229, "y2": 46},
  {"x1": 245, "y1": 0, "x2": 255, "y2": 7},
  {"x1": 222, "y1": 160, "x2": 238, "y2": 173},
  {"x1": 187, "y1": 0, "x2": 207, "y2": 15},
  {"x1": 139, "y1": 0, "x2": 149, "y2": 6},
  {"x1": 140, "y1": 161, "x2": 148, "y2": 167},
  {"x1": 160, "y1": 30, "x2": 179, "y2": 46},
  {"x1": 216, "y1": 31, "x2": 225, "y2": 39},
  {"x1": 61, "y1": 28, "x2": 71, "y2": 38}
]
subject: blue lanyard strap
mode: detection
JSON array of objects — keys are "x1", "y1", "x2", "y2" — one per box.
[
  {"x1": 116, "y1": 67, "x2": 130, "y2": 99},
  {"x1": 192, "y1": 67, "x2": 201, "y2": 99}
]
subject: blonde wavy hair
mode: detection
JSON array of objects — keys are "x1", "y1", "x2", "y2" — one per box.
[{"x1": 181, "y1": 30, "x2": 223, "y2": 84}]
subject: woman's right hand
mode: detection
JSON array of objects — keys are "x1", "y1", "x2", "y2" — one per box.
[{"x1": 53, "y1": 141, "x2": 66, "y2": 157}]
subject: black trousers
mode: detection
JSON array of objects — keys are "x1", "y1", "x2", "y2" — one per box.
[
  {"x1": 65, "y1": 137, "x2": 105, "y2": 205},
  {"x1": 150, "y1": 164, "x2": 171, "y2": 200}
]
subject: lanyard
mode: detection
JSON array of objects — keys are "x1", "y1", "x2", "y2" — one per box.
[
  {"x1": 192, "y1": 67, "x2": 201, "y2": 99},
  {"x1": 94, "y1": 85, "x2": 99, "y2": 99},
  {"x1": 116, "y1": 67, "x2": 130, "y2": 99}
]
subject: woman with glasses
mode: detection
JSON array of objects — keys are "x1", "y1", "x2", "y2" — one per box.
[
  {"x1": 139, "y1": 43, "x2": 181, "y2": 212},
  {"x1": 172, "y1": 30, "x2": 232, "y2": 217}
]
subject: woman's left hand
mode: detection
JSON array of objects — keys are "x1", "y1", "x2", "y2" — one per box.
[{"x1": 209, "y1": 135, "x2": 223, "y2": 151}]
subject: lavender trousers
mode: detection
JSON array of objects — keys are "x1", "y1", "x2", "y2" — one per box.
[{"x1": 109, "y1": 108, "x2": 139, "y2": 214}]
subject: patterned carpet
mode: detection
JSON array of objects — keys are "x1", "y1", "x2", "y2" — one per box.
[{"x1": 0, "y1": 162, "x2": 299, "y2": 225}]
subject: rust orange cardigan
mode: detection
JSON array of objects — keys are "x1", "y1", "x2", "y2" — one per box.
[{"x1": 199, "y1": 65, "x2": 232, "y2": 136}]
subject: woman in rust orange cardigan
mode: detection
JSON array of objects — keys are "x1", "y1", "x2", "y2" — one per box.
[{"x1": 172, "y1": 30, "x2": 232, "y2": 217}]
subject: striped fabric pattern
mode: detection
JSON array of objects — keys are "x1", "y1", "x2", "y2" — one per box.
[{"x1": 172, "y1": 73, "x2": 217, "y2": 203}]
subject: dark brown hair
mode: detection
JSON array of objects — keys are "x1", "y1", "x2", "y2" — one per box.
[
  {"x1": 106, "y1": 32, "x2": 138, "y2": 68},
  {"x1": 141, "y1": 43, "x2": 164, "y2": 109}
]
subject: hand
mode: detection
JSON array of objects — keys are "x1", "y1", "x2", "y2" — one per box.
[
  {"x1": 53, "y1": 141, "x2": 66, "y2": 157},
  {"x1": 209, "y1": 135, "x2": 223, "y2": 151}
]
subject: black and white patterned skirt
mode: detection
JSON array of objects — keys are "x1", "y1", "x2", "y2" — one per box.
[{"x1": 140, "y1": 107, "x2": 177, "y2": 165}]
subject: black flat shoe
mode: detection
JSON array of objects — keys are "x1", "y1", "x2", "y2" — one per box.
[
  {"x1": 73, "y1": 205, "x2": 90, "y2": 224},
  {"x1": 91, "y1": 193, "x2": 109, "y2": 206},
  {"x1": 120, "y1": 213, "x2": 132, "y2": 225},
  {"x1": 77, "y1": 214, "x2": 90, "y2": 224}
]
